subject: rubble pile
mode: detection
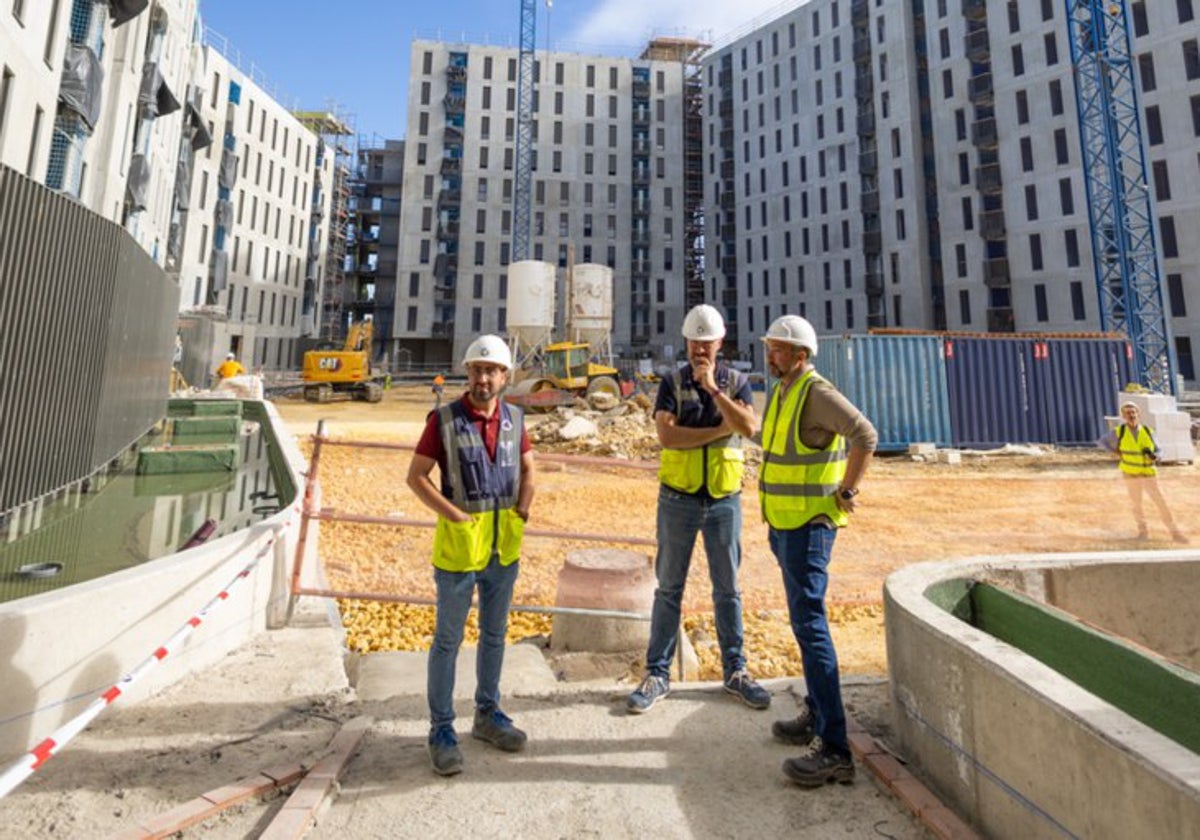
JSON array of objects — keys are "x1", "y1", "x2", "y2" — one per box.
[
  {"x1": 525, "y1": 394, "x2": 765, "y2": 476},
  {"x1": 527, "y1": 399, "x2": 662, "y2": 460}
]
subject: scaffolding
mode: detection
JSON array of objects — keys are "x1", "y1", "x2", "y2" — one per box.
[
  {"x1": 296, "y1": 110, "x2": 355, "y2": 342},
  {"x1": 639, "y1": 38, "x2": 710, "y2": 314}
]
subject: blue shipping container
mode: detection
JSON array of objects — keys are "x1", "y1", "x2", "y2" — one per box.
[
  {"x1": 1037, "y1": 338, "x2": 1135, "y2": 445},
  {"x1": 818, "y1": 335, "x2": 952, "y2": 451},
  {"x1": 946, "y1": 336, "x2": 1135, "y2": 448},
  {"x1": 945, "y1": 337, "x2": 1047, "y2": 449}
]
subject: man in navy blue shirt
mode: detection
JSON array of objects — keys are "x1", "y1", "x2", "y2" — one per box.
[{"x1": 626, "y1": 305, "x2": 770, "y2": 714}]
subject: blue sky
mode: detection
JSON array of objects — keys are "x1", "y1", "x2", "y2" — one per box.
[{"x1": 197, "y1": 0, "x2": 801, "y2": 140}]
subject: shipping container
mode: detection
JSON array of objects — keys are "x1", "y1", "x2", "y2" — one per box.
[
  {"x1": 945, "y1": 337, "x2": 1047, "y2": 448},
  {"x1": 945, "y1": 336, "x2": 1135, "y2": 448},
  {"x1": 1037, "y1": 338, "x2": 1135, "y2": 445},
  {"x1": 818, "y1": 335, "x2": 952, "y2": 451}
]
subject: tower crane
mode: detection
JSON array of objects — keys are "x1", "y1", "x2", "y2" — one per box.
[
  {"x1": 512, "y1": 0, "x2": 537, "y2": 263},
  {"x1": 1066, "y1": 0, "x2": 1177, "y2": 394}
]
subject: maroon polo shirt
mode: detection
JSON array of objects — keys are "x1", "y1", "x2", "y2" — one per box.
[{"x1": 414, "y1": 394, "x2": 531, "y2": 467}]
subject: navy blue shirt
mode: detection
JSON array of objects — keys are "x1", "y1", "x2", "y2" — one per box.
[{"x1": 655, "y1": 363, "x2": 753, "y2": 428}]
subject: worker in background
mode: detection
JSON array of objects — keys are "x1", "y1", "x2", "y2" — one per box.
[
  {"x1": 215, "y1": 352, "x2": 245, "y2": 380},
  {"x1": 406, "y1": 335, "x2": 536, "y2": 776},
  {"x1": 432, "y1": 372, "x2": 446, "y2": 410},
  {"x1": 627, "y1": 304, "x2": 770, "y2": 714},
  {"x1": 1100, "y1": 401, "x2": 1187, "y2": 543},
  {"x1": 759, "y1": 314, "x2": 877, "y2": 788}
]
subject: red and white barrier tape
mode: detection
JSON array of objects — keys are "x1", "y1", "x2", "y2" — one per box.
[{"x1": 0, "y1": 529, "x2": 284, "y2": 799}]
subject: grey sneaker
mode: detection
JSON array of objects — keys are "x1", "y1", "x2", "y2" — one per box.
[
  {"x1": 428, "y1": 726, "x2": 463, "y2": 776},
  {"x1": 626, "y1": 674, "x2": 670, "y2": 714},
  {"x1": 782, "y1": 737, "x2": 855, "y2": 787},
  {"x1": 772, "y1": 706, "x2": 816, "y2": 745},
  {"x1": 724, "y1": 669, "x2": 771, "y2": 710},
  {"x1": 471, "y1": 708, "x2": 527, "y2": 752}
]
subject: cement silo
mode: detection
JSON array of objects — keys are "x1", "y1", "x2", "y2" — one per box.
[
  {"x1": 506, "y1": 260, "x2": 556, "y2": 363},
  {"x1": 567, "y1": 262, "x2": 613, "y2": 359}
]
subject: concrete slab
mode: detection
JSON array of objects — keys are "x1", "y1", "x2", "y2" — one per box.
[{"x1": 354, "y1": 641, "x2": 560, "y2": 702}]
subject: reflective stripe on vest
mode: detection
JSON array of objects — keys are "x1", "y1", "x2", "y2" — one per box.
[
  {"x1": 432, "y1": 401, "x2": 525, "y2": 571},
  {"x1": 657, "y1": 367, "x2": 745, "y2": 498},
  {"x1": 758, "y1": 369, "x2": 848, "y2": 529},
  {"x1": 1116, "y1": 424, "x2": 1158, "y2": 477}
]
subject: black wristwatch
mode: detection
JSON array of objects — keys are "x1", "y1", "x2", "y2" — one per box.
[{"x1": 838, "y1": 487, "x2": 859, "y2": 501}]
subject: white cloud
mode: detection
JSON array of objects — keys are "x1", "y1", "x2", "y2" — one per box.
[{"x1": 564, "y1": 0, "x2": 805, "y2": 51}]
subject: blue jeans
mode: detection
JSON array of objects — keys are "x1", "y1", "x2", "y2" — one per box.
[
  {"x1": 769, "y1": 523, "x2": 847, "y2": 754},
  {"x1": 645, "y1": 486, "x2": 745, "y2": 680},
  {"x1": 427, "y1": 555, "x2": 518, "y2": 731}
]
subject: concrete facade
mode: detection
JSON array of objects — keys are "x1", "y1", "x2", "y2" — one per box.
[
  {"x1": 173, "y1": 46, "x2": 334, "y2": 374},
  {"x1": 1, "y1": 4, "x2": 337, "y2": 375},
  {"x1": 397, "y1": 40, "x2": 694, "y2": 366},
  {"x1": 0, "y1": 0, "x2": 199, "y2": 260},
  {"x1": 885, "y1": 551, "x2": 1200, "y2": 840},
  {"x1": 701, "y1": 0, "x2": 1200, "y2": 384}
]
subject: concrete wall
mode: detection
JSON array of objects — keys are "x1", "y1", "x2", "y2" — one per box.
[
  {"x1": 0, "y1": 401, "x2": 321, "y2": 763},
  {"x1": 885, "y1": 552, "x2": 1200, "y2": 840}
]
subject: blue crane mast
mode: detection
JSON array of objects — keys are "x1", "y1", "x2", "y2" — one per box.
[
  {"x1": 512, "y1": 0, "x2": 537, "y2": 263},
  {"x1": 1065, "y1": 0, "x2": 1176, "y2": 394}
]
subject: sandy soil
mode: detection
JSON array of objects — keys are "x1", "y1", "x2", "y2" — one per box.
[
  {"x1": 0, "y1": 385, "x2": 1192, "y2": 838},
  {"x1": 278, "y1": 384, "x2": 1200, "y2": 678}
]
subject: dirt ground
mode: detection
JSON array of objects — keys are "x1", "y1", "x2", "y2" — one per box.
[
  {"x1": 276, "y1": 383, "x2": 1200, "y2": 680},
  {"x1": 0, "y1": 384, "x2": 1193, "y2": 838}
]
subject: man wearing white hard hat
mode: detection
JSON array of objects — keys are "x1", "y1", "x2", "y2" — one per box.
[
  {"x1": 1099, "y1": 400, "x2": 1187, "y2": 542},
  {"x1": 214, "y1": 351, "x2": 245, "y2": 380},
  {"x1": 407, "y1": 334, "x2": 536, "y2": 776},
  {"x1": 627, "y1": 304, "x2": 771, "y2": 714},
  {"x1": 759, "y1": 314, "x2": 877, "y2": 788}
]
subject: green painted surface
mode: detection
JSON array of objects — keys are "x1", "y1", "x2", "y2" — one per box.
[
  {"x1": 923, "y1": 578, "x2": 974, "y2": 622},
  {"x1": 136, "y1": 445, "x2": 239, "y2": 474},
  {"x1": 133, "y1": 471, "x2": 236, "y2": 497},
  {"x1": 971, "y1": 583, "x2": 1200, "y2": 755},
  {"x1": 189, "y1": 400, "x2": 243, "y2": 418},
  {"x1": 171, "y1": 416, "x2": 239, "y2": 438}
]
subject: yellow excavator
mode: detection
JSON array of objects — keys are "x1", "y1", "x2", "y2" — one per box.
[
  {"x1": 506, "y1": 341, "x2": 628, "y2": 409},
  {"x1": 301, "y1": 320, "x2": 384, "y2": 403}
]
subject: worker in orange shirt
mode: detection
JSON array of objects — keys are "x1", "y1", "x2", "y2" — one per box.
[
  {"x1": 432, "y1": 373, "x2": 446, "y2": 409},
  {"x1": 215, "y1": 352, "x2": 246, "y2": 380}
]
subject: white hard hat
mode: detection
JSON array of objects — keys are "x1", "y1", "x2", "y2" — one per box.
[
  {"x1": 225, "y1": 352, "x2": 235, "y2": 360},
  {"x1": 761, "y1": 315, "x2": 818, "y2": 358},
  {"x1": 681, "y1": 304, "x2": 726, "y2": 341},
  {"x1": 462, "y1": 334, "x2": 513, "y2": 370}
]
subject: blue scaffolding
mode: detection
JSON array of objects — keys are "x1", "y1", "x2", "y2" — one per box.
[{"x1": 1066, "y1": 0, "x2": 1177, "y2": 393}]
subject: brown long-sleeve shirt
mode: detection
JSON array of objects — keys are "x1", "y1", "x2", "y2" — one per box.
[{"x1": 779, "y1": 373, "x2": 878, "y2": 454}]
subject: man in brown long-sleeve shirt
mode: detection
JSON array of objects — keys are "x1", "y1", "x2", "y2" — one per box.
[{"x1": 758, "y1": 315, "x2": 877, "y2": 788}]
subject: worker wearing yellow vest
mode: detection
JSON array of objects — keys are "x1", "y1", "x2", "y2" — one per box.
[
  {"x1": 759, "y1": 315, "x2": 878, "y2": 788},
  {"x1": 627, "y1": 305, "x2": 770, "y2": 714},
  {"x1": 407, "y1": 334, "x2": 537, "y2": 776},
  {"x1": 1100, "y1": 401, "x2": 1186, "y2": 543}
]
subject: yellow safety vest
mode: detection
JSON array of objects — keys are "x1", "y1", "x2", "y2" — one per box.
[
  {"x1": 1116, "y1": 424, "x2": 1158, "y2": 477},
  {"x1": 431, "y1": 402, "x2": 525, "y2": 572},
  {"x1": 658, "y1": 369, "x2": 745, "y2": 498},
  {"x1": 759, "y1": 369, "x2": 848, "y2": 529}
]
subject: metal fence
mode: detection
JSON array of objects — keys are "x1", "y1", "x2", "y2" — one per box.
[{"x1": 0, "y1": 164, "x2": 178, "y2": 514}]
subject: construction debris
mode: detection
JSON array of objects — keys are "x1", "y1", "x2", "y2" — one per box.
[{"x1": 526, "y1": 399, "x2": 766, "y2": 476}]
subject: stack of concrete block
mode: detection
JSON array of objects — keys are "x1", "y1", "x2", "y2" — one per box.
[{"x1": 1111, "y1": 391, "x2": 1196, "y2": 464}]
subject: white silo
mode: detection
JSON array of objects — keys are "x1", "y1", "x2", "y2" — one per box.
[
  {"x1": 567, "y1": 263, "x2": 614, "y2": 359},
  {"x1": 506, "y1": 260, "x2": 556, "y2": 363}
]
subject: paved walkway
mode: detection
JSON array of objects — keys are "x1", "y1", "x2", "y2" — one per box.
[{"x1": 0, "y1": 601, "x2": 943, "y2": 839}]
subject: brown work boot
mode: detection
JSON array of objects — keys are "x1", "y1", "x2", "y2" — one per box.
[
  {"x1": 782, "y1": 737, "x2": 855, "y2": 788},
  {"x1": 772, "y1": 706, "x2": 816, "y2": 746}
]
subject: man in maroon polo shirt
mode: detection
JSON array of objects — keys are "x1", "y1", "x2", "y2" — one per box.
[{"x1": 406, "y1": 334, "x2": 535, "y2": 776}]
